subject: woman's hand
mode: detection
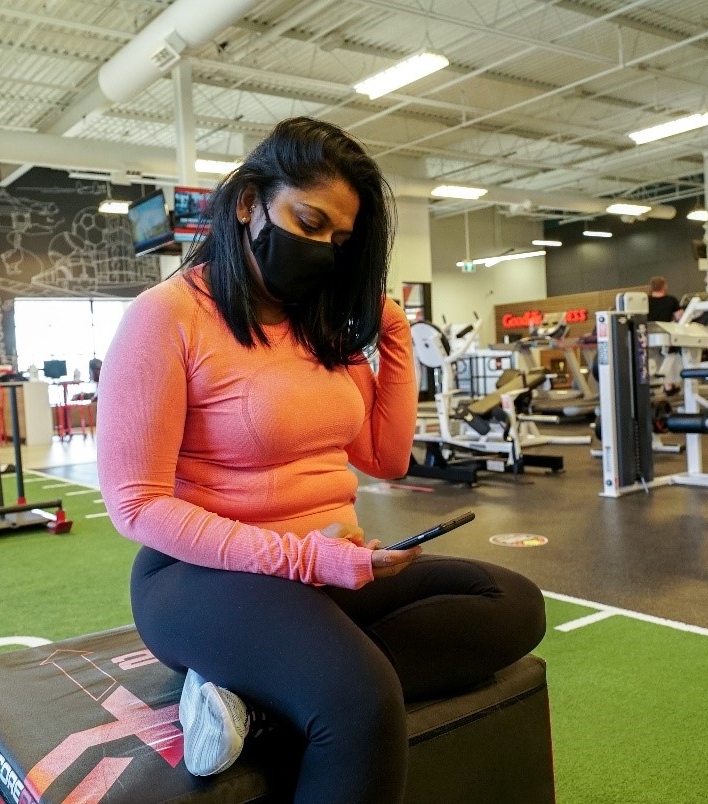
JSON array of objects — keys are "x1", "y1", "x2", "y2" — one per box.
[
  {"x1": 370, "y1": 545, "x2": 422, "y2": 579},
  {"x1": 320, "y1": 522, "x2": 367, "y2": 546},
  {"x1": 320, "y1": 523, "x2": 422, "y2": 579}
]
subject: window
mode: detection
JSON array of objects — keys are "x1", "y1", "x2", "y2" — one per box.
[{"x1": 14, "y1": 298, "x2": 131, "y2": 381}]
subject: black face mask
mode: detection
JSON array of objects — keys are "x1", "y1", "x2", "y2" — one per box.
[{"x1": 245, "y1": 204, "x2": 339, "y2": 305}]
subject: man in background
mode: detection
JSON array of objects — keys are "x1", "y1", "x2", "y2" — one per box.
[
  {"x1": 647, "y1": 275, "x2": 682, "y2": 322},
  {"x1": 646, "y1": 276, "x2": 682, "y2": 394}
]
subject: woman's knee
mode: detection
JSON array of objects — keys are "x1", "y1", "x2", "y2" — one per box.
[
  {"x1": 484, "y1": 561, "x2": 547, "y2": 652},
  {"x1": 525, "y1": 577, "x2": 547, "y2": 643}
]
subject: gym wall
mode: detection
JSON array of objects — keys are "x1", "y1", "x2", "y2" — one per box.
[{"x1": 543, "y1": 197, "x2": 706, "y2": 300}]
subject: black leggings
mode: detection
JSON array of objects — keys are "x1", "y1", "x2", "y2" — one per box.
[{"x1": 131, "y1": 548, "x2": 545, "y2": 804}]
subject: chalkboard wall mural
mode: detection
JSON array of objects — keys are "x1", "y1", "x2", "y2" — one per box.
[{"x1": 0, "y1": 167, "x2": 163, "y2": 363}]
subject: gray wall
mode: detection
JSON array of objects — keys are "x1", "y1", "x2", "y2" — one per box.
[{"x1": 543, "y1": 198, "x2": 707, "y2": 302}]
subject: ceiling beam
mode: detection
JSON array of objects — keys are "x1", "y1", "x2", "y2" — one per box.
[{"x1": 0, "y1": 129, "x2": 677, "y2": 219}]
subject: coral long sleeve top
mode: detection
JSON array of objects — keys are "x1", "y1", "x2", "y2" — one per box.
[{"x1": 97, "y1": 266, "x2": 418, "y2": 590}]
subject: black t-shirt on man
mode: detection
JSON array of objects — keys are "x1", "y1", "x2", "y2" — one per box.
[{"x1": 648, "y1": 294, "x2": 680, "y2": 322}]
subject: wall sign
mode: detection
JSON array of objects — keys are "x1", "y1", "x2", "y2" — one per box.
[
  {"x1": 501, "y1": 308, "x2": 588, "y2": 329},
  {"x1": 501, "y1": 310, "x2": 543, "y2": 329}
]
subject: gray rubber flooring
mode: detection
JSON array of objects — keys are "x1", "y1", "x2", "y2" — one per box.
[{"x1": 355, "y1": 421, "x2": 708, "y2": 629}]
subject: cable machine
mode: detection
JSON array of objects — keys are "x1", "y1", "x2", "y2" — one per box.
[{"x1": 596, "y1": 293, "x2": 708, "y2": 497}]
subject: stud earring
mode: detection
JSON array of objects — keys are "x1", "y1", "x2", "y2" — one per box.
[{"x1": 240, "y1": 217, "x2": 248, "y2": 224}]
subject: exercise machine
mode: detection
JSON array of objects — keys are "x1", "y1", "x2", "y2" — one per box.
[
  {"x1": 412, "y1": 320, "x2": 588, "y2": 447},
  {"x1": 408, "y1": 322, "x2": 565, "y2": 485},
  {"x1": 596, "y1": 293, "x2": 708, "y2": 497},
  {"x1": 0, "y1": 382, "x2": 72, "y2": 534},
  {"x1": 513, "y1": 312, "x2": 599, "y2": 418}
]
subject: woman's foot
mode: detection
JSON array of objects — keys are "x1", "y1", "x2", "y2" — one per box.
[{"x1": 179, "y1": 669, "x2": 250, "y2": 776}]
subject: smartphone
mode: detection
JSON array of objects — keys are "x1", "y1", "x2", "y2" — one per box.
[{"x1": 385, "y1": 510, "x2": 476, "y2": 550}]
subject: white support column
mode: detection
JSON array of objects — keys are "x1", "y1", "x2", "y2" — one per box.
[
  {"x1": 172, "y1": 59, "x2": 198, "y2": 259},
  {"x1": 172, "y1": 59, "x2": 198, "y2": 186},
  {"x1": 388, "y1": 198, "x2": 433, "y2": 301}
]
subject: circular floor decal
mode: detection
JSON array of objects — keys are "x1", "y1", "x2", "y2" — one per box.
[{"x1": 489, "y1": 533, "x2": 548, "y2": 547}]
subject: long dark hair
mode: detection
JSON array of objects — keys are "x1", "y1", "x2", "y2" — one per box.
[{"x1": 186, "y1": 117, "x2": 396, "y2": 368}]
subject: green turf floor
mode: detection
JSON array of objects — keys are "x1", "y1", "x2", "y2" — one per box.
[
  {"x1": 0, "y1": 470, "x2": 138, "y2": 645},
  {"x1": 541, "y1": 597, "x2": 708, "y2": 803},
  {"x1": 1, "y1": 470, "x2": 707, "y2": 802}
]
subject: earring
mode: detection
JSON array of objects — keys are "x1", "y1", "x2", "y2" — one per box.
[{"x1": 240, "y1": 217, "x2": 248, "y2": 224}]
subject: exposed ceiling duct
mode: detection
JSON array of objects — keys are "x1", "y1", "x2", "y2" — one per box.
[
  {"x1": 96, "y1": 0, "x2": 262, "y2": 105},
  {"x1": 0, "y1": 0, "x2": 262, "y2": 186}
]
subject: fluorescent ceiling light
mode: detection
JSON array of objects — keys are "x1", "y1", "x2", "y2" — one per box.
[
  {"x1": 473, "y1": 250, "x2": 546, "y2": 267},
  {"x1": 195, "y1": 158, "x2": 241, "y2": 174},
  {"x1": 98, "y1": 199, "x2": 130, "y2": 214},
  {"x1": 583, "y1": 230, "x2": 612, "y2": 238},
  {"x1": 628, "y1": 113, "x2": 708, "y2": 144},
  {"x1": 606, "y1": 203, "x2": 651, "y2": 216},
  {"x1": 431, "y1": 185, "x2": 488, "y2": 200},
  {"x1": 532, "y1": 239, "x2": 562, "y2": 247},
  {"x1": 354, "y1": 52, "x2": 449, "y2": 100},
  {"x1": 69, "y1": 170, "x2": 112, "y2": 182},
  {"x1": 687, "y1": 210, "x2": 708, "y2": 222}
]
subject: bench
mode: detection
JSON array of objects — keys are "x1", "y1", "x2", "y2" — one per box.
[{"x1": 0, "y1": 626, "x2": 555, "y2": 803}]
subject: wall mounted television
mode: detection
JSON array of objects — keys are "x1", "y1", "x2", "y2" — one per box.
[
  {"x1": 127, "y1": 189, "x2": 175, "y2": 256},
  {"x1": 173, "y1": 186, "x2": 212, "y2": 243},
  {"x1": 43, "y1": 359, "x2": 67, "y2": 379}
]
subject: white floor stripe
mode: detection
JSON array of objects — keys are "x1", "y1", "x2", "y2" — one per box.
[
  {"x1": 41, "y1": 482, "x2": 71, "y2": 489},
  {"x1": 543, "y1": 589, "x2": 708, "y2": 637},
  {"x1": 65, "y1": 489, "x2": 97, "y2": 496},
  {"x1": 85, "y1": 511, "x2": 111, "y2": 519},
  {"x1": 555, "y1": 610, "x2": 616, "y2": 632},
  {"x1": 24, "y1": 469, "x2": 100, "y2": 490},
  {"x1": 0, "y1": 636, "x2": 51, "y2": 648},
  {"x1": 93, "y1": 499, "x2": 104, "y2": 504}
]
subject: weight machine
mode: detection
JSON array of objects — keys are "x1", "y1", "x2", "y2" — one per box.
[
  {"x1": 596, "y1": 293, "x2": 708, "y2": 497},
  {"x1": 513, "y1": 311, "x2": 599, "y2": 418},
  {"x1": 408, "y1": 321, "x2": 566, "y2": 485}
]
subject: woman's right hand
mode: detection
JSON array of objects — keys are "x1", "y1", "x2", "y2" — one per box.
[{"x1": 370, "y1": 545, "x2": 422, "y2": 579}]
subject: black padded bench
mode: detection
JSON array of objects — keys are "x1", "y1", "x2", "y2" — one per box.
[{"x1": 0, "y1": 626, "x2": 555, "y2": 803}]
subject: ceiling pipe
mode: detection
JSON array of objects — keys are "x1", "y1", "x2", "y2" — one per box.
[{"x1": 97, "y1": 0, "x2": 261, "y2": 104}]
